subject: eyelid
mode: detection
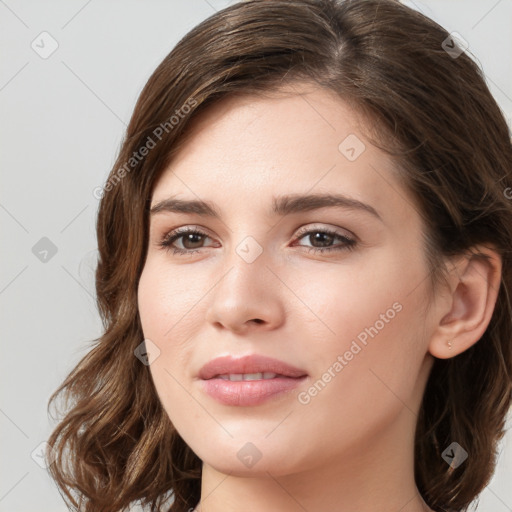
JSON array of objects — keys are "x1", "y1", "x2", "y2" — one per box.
[
  {"x1": 157, "y1": 223, "x2": 358, "y2": 257},
  {"x1": 158, "y1": 225, "x2": 217, "y2": 248},
  {"x1": 293, "y1": 223, "x2": 356, "y2": 241},
  {"x1": 158, "y1": 223, "x2": 355, "y2": 245}
]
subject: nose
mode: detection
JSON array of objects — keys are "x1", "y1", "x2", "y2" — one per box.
[{"x1": 204, "y1": 246, "x2": 286, "y2": 334}]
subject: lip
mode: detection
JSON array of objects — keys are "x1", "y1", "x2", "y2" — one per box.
[
  {"x1": 199, "y1": 354, "x2": 307, "y2": 380},
  {"x1": 198, "y1": 354, "x2": 308, "y2": 406}
]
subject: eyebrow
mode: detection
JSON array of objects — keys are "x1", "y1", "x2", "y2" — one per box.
[{"x1": 150, "y1": 193, "x2": 382, "y2": 221}]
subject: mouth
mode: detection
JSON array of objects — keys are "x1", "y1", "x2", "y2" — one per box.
[
  {"x1": 198, "y1": 354, "x2": 308, "y2": 406},
  {"x1": 199, "y1": 354, "x2": 308, "y2": 380},
  {"x1": 200, "y1": 374, "x2": 308, "y2": 406},
  {"x1": 213, "y1": 372, "x2": 298, "y2": 381}
]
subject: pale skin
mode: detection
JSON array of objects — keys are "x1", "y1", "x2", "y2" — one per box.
[{"x1": 137, "y1": 83, "x2": 502, "y2": 512}]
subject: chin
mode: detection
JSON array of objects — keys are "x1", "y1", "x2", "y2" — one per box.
[
  {"x1": 191, "y1": 436, "x2": 308, "y2": 478},
  {"x1": 202, "y1": 452, "x2": 294, "y2": 477}
]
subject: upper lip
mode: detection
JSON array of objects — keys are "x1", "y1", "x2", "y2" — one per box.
[{"x1": 199, "y1": 354, "x2": 308, "y2": 380}]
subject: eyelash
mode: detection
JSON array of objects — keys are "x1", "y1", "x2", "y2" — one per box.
[{"x1": 158, "y1": 226, "x2": 357, "y2": 256}]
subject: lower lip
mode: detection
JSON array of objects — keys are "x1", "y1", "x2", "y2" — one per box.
[{"x1": 200, "y1": 376, "x2": 307, "y2": 406}]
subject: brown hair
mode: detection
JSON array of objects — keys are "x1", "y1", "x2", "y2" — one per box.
[{"x1": 46, "y1": 1, "x2": 512, "y2": 511}]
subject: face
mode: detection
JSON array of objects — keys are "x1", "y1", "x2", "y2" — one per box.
[{"x1": 137, "y1": 84, "x2": 437, "y2": 476}]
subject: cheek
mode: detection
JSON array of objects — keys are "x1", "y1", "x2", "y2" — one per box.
[
  {"x1": 293, "y1": 280, "x2": 429, "y2": 457},
  {"x1": 137, "y1": 257, "x2": 207, "y2": 342},
  {"x1": 288, "y1": 244, "x2": 426, "y2": 341},
  {"x1": 138, "y1": 240, "x2": 429, "y2": 376},
  {"x1": 138, "y1": 261, "x2": 202, "y2": 432},
  {"x1": 135, "y1": 243, "x2": 432, "y2": 471},
  {"x1": 295, "y1": 247, "x2": 430, "y2": 401},
  {"x1": 137, "y1": 256, "x2": 218, "y2": 395}
]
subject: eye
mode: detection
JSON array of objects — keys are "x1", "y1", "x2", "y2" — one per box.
[
  {"x1": 157, "y1": 225, "x2": 357, "y2": 256},
  {"x1": 292, "y1": 226, "x2": 357, "y2": 254},
  {"x1": 158, "y1": 227, "x2": 216, "y2": 256}
]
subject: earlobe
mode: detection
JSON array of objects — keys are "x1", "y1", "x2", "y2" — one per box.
[{"x1": 428, "y1": 246, "x2": 502, "y2": 360}]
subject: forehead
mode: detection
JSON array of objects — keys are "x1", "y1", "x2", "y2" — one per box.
[{"x1": 151, "y1": 84, "x2": 413, "y2": 225}]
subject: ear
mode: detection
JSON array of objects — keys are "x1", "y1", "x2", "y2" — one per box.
[{"x1": 428, "y1": 245, "x2": 502, "y2": 359}]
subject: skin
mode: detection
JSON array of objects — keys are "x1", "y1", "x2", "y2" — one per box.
[{"x1": 137, "y1": 83, "x2": 502, "y2": 512}]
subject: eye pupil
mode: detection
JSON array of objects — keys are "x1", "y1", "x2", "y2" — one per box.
[
  {"x1": 183, "y1": 233, "x2": 204, "y2": 249},
  {"x1": 310, "y1": 232, "x2": 334, "y2": 247},
  {"x1": 163, "y1": 227, "x2": 353, "y2": 255}
]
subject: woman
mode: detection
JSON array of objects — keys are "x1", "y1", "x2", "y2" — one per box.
[{"x1": 46, "y1": 1, "x2": 512, "y2": 511}]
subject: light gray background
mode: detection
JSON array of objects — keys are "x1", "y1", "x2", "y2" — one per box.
[{"x1": 1, "y1": 1, "x2": 511, "y2": 511}]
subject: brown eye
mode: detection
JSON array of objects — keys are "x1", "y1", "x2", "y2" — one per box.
[
  {"x1": 294, "y1": 228, "x2": 357, "y2": 254},
  {"x1": 159, "y1": 228, "x2": 214, "y2": 254}
]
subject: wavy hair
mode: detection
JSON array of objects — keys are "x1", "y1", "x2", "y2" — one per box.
[{"x1": 46, "y1": 1, "x2": 512, "y2": 511}]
